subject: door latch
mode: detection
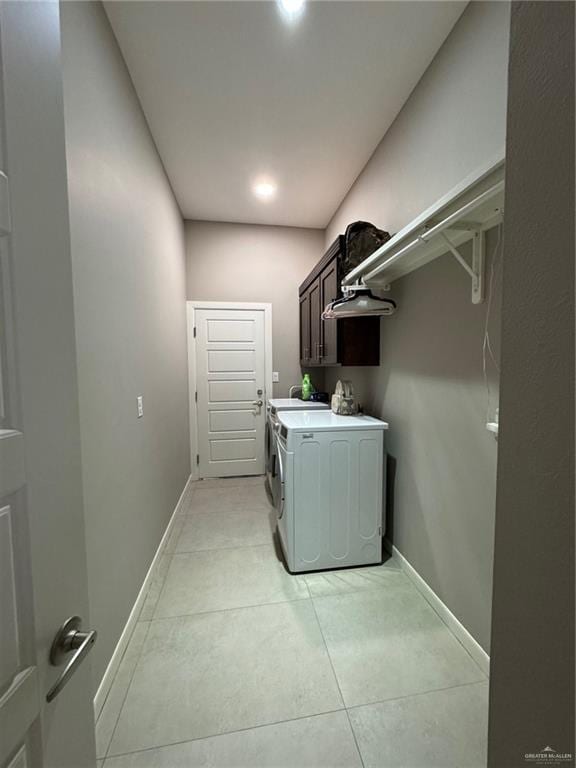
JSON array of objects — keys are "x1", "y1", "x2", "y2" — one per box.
[{"x1": 46, "y1": 616, "x2": 97, "y2": 702}]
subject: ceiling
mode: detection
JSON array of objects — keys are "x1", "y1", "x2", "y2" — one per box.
[{"x1": 105, "y1": 1, "x2": 466, "y2": 229}]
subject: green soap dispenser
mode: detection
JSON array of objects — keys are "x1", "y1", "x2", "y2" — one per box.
[{"x1": 301, "y1": 373, "x2": 312, "y2": 401}]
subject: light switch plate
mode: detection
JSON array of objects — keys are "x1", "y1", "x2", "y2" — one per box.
[
  {"x1": 137, "y1": 395, "x2": 144, "y2": 418},
  {"x1": 272, "y1": 371, "x2": 279, "y2": 383}
]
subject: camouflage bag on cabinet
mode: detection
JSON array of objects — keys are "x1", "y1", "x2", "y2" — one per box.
[{"x1": 340, "y1": 221, "x2": 392, "y2": 275}]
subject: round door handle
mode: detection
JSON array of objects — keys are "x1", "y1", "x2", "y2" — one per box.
[{"x1": 253, "y1": 400, "x2": 263, "y2": 407}]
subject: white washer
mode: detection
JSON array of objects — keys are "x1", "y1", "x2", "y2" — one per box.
[
  {"x1": 265, "y1": 398, "x2": 329, "y2": 501},
  {"x1": 274, "y1": 411, "x2": 389, "y2": 573}
]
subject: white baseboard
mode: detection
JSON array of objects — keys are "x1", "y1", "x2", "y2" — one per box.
[
  {"x1": 384, "y1": 539, "x2": 490, "y2": 676},
  {"x1": 93, "y1": 475, "x2": 194, "y2": 720}
]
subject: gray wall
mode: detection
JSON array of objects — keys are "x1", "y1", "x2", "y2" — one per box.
[
  {"x1": 323, "y1": 1, "x2": 510, "y2": 651},
  {"x1": 326, "y1": 1, "x2": 510, "y2": 243},
  {"x1": 488, "y1": 2, "x2": 574, "y2": 764},
  {"x1": 186, "y1": 221, "x2": 324, "y2": 397},
  {"x1": 61, "y1": 2, "x2": 190, "y2": 690}
]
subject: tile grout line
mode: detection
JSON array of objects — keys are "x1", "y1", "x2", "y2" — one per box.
[
  {"x1": 436, "y1": 610, "x2": 489, "y2": 680},
  {"x1": 302, "y1": 571, "x2": 312, "y2": 600},
  {"x1": 95, "y1": 639, "x2": 130, "y2": 730},
  {"x1": 104, "y1": 706, "x2": 348, "y2": 762},
  {"x1": 344, "y1": 707, "x2": 366, "y2": 768},
  {"x1": 155, "y1": 516, "x2": 311, "y2": 622},
  {"x1": 106, "y1": 489, "x2": 483, "y2": 763},
  {"x1": 102, "y1": 544, "x2": 176, "y2": 759},
  {"x1": 150, "y1": 549, "x2": 177, "y2": 620},
  {"x1": 194, "y1": 480, "x2": 266, "y2": 490},
  {"x1": 99, "y1": 483, "x2": 263, "y2": 760},
  {"x1": 344, "y1": 677, "x2": 490, "y2": 714},
  {"x1": 388, "y1": 571, "x2": 490, "y2": 681},
  {"x1": 100, "y1": 502, "x2": 484, "y2": 765},
  {"x1": 171, "y1": 539, "x2": 281, "y2": 556},
  {"x1": 184, "y1": 507, "x2": 274, "y2": 519},
  {"x1": 97, "y1": 490, "x2": 194, "y2": 733},
  {"x1": 307, "y1": 595, "x2": 365, "y2": 768},
  {"x1": 150, "y1": 594, "x2": 313, "y2": 624},
  {"x1": 303, "y1": 573, "x2": 408, "y2": 601},
  {"x1": 101, "y1": 619, "x2": 153, "y2": 761},
  {"x1": 307, "y1": 584, "x2": 489, "y2": 768},
  {"x1": 189, "y1": 487, "x2": 268, "y2": 495},
  {"x1": 103, "y1": 675, "x2": 489, "y2": 763},
  {"x1": 309, "y1": 562, "x2": 488, "y2": 683},
  {"x1": 97, "y1": 553, "x2": 174, "y2": 720},
  {"x1": 386, "y1": 543, "x2": 490, "y2": 678}
]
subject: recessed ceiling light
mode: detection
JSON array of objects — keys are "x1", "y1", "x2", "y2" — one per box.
[
  {"x1": 253, "y1": 179, "x2": 277, "y2": 201},
  {"x1": 277, "y1": 0, "x2": 306, "y2": 23}
]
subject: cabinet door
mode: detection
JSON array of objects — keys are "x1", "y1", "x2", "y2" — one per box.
[
  {"x1": 320, "y1": 261, "x2": 339, "y2": 365},
  {"x1": 308, "y1": 277, "x2": 321, "y2": 364},
  {"x1": 299, "y1": 291, "x2": 311, "y2": 364}
]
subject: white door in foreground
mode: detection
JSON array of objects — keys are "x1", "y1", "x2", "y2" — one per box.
[
  {"x1": 0, "y1": 4, "x2": 96, "y2": 767},
  {"x1": 195, "y1": 308, "x2": 266, "y2": 478}
]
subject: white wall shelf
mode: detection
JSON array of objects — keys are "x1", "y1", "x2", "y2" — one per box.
[{"x1": 342, "y1": 152, "x2": 505, "y2": 304}]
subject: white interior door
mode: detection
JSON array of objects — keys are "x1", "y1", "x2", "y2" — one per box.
[
  {"x1": 0, "y1": 3, "x2": 96, "y2": 767},
  {"x1": 194, "y1": 307, "x2": 267, "y2": 478}
]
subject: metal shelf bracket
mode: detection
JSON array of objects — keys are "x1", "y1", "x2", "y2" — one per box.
[{"x1": 437, "y1": 229, "x2": 485, "y2": 304}]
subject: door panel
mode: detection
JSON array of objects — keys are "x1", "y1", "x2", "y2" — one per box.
[
  {"x1": 209, "y1": 410, "x2": 254, "y2": 433},
  {"x1": 208, "y1": 379, "x2": 255, "y2": 402},
  {"x1": 0, "y1": 503, "x2": 19, "y2": 691},
  {"x1": 6, "y1": 746, "x2": 28, "y2": 768},
  {"x1": 308, "y1": 278, "x2": 321, "y2": 364},
  {"x1": 0, "y1": 4, "x2": 96, "y2": 766},
  {"x1": 211, "y1": 437, "x2": 257, "y2": 462},
  {"x1": 207, "y1": 318, "x2": 255, "y2": 343},
  {"x1": 299, "y1": 292, "x2": 310, "y2": 364},
  {"x1": 195, "y1": 308, "x2": 266, "y2": 478},
  {"x1": 208, "y1": 349, "x2": 255, "y2": 372},
  {"x1": 320, "y1": 261, "x2": 338, "y2": 365}
]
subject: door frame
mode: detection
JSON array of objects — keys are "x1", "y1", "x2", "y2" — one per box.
[{"x1": 187, "y1": 301, "x2": 273, "y2": 481}]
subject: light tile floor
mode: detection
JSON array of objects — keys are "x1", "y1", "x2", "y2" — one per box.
[{"x1": 96, "y1": 477, "x2": 489, "y2": 767}]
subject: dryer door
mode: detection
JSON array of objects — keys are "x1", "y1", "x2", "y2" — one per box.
[
  {"x1": 265, "y1": 407, "x2": 279, "y2": 468},
  {"x1": 274, "y1": 435, "x2": 286, "y2": 520},
  {"x1": 265, "y1": 415, "x2": 272, "y2": 472}
]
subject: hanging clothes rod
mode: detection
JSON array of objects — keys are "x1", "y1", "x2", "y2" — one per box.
[{"x1": 341, "y1": 154, "x2": 505, "y2": 304}]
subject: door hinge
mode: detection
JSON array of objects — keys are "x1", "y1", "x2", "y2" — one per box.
[
  {"x1": 195, "y1": 391, "x2": 198, "y2": 403},
  {"x1": 193, "y1": 326, "x2": 197, "y2": 338},
  {"x1": 196, "y1": 454, "x2": 200, "y2": 466}
]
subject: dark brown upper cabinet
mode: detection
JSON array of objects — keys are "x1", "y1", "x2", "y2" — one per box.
[
  {"x1": 308, "y1": 277, "x2": 321, "y2": 364},
  {"x1": 299, "y1": 237, "x2": 380, "y2": 368},
  {"x1": 319, "y1": 260, "x2": 338, "y2": 365},
  {"x1": 299, "y1": 291, "x2": 311, "y2": 365}
]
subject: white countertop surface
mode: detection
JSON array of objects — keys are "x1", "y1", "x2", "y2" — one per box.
[
  {"x1": 278, "y1": 411, "x2": 388, "y2": 431},
  {"x1": 268, "y1": 398, "x2": 329, "y2": 411}
]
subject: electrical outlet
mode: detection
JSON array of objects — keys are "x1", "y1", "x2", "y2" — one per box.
[
  {"x1": 137, "y1": 395, "x2": 144, "y2": 418},
  {"x1": 272, "y1": 371, "x2": 279, "y2": 383}
]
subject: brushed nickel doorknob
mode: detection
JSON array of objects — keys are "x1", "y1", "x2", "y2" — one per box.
[{"x1": 46, "y1": 616, "x2": 97, "y2": 702}]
